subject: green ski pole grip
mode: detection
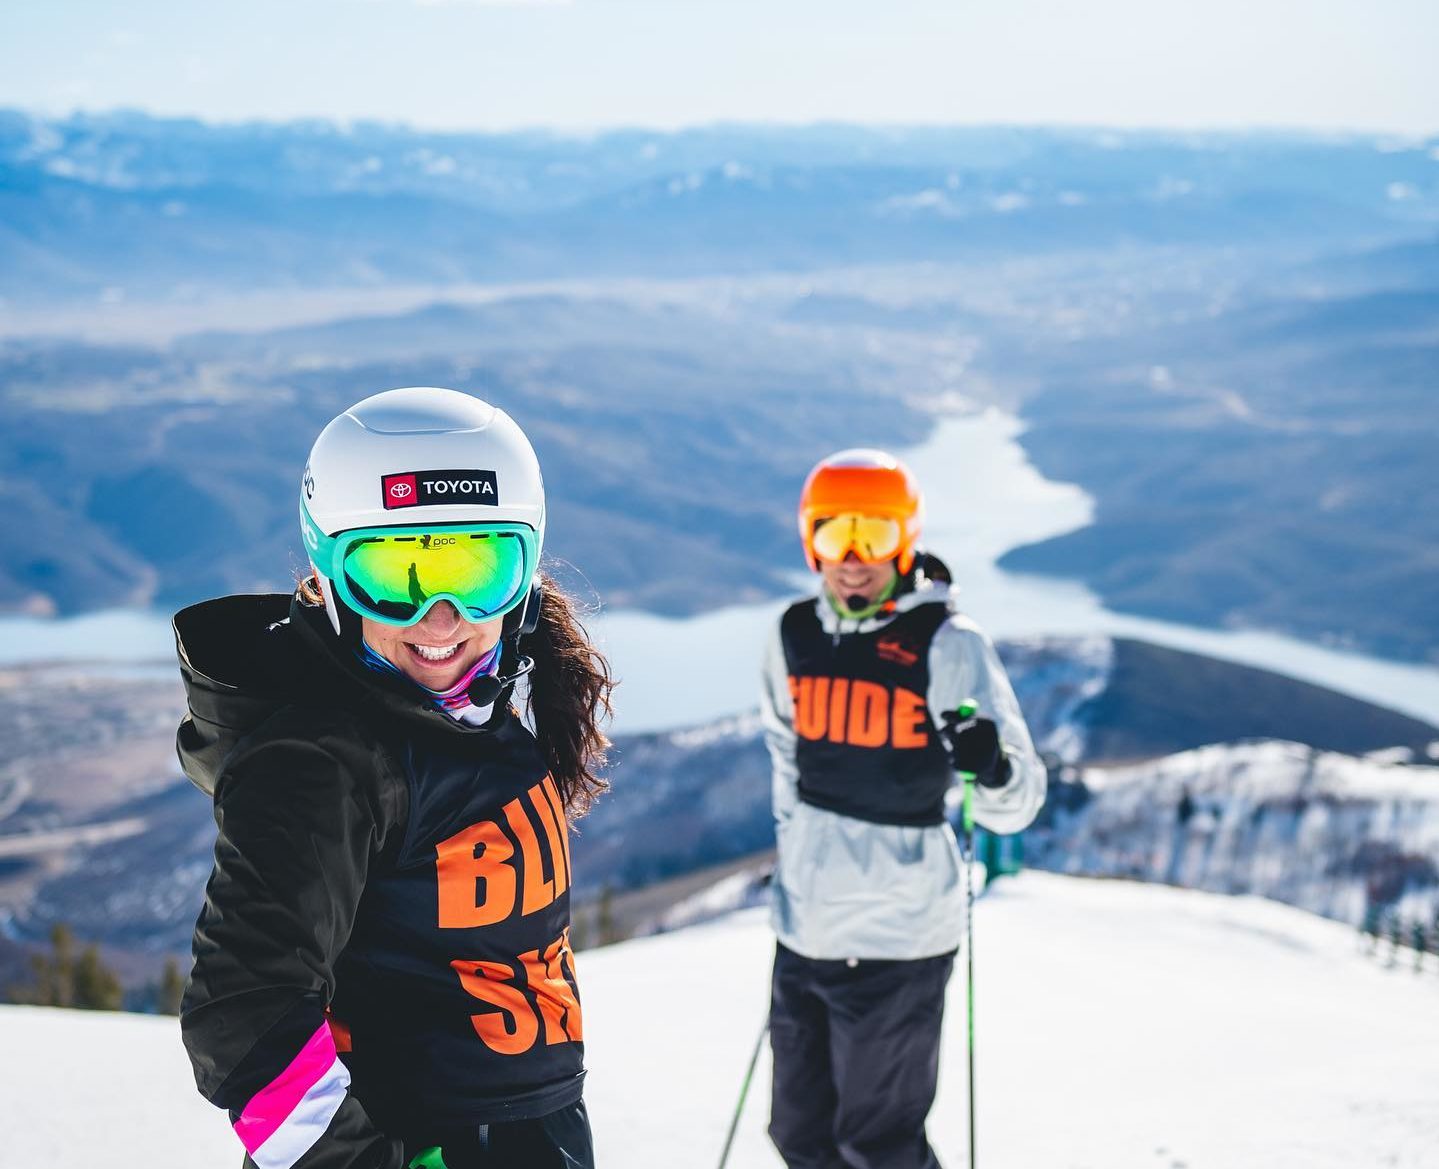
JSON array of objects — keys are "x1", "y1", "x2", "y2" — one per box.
[
  {"x1": 954, "y1": 699, "x2": 978, "y2": 833},
  {"x1": 409, "y1": 1148, "x2": 448, "y2": 1169}
]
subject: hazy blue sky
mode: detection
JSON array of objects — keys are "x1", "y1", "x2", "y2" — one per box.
[{"x1": 3, "y1": 0, "x2": 1436, "y2": 134}]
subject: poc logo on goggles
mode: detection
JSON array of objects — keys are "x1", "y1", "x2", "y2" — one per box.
[{"x1": 381, "y1": 469, "x2": 500, "y2": 510}]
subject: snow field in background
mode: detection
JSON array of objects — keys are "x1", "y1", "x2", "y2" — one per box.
[
  {"x1": 583, "y1": 873, "x2": 1439, "y2": 1169},
  {"x1": 4, "y1": 873, "x2": 1438, "y2": 1168}
]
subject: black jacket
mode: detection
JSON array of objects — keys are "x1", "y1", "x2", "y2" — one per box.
[{"x1": 175, "y1": 594, "x2": 583, "y2": 1169}]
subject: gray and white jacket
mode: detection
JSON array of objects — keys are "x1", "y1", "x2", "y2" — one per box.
[{"x1": 761, "y1": 581, "x2": 1046, "y2": 960}]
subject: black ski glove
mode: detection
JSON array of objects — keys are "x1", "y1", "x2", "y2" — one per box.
[{"x1": 939, "y1": 711, "x2": 1013, "y2": 789}]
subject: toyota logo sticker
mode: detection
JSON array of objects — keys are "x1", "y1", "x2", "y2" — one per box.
[{"x1": 381, "y1": 470, "x2": 499, "y2": 510}]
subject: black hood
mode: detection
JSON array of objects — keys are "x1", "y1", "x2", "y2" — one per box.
[{"x1": 173, "y1": 592, "x2": 511, "y2": 795}]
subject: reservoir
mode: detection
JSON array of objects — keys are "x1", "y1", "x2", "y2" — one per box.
[{"x1": 4, "y1": 409, "x2": 1439, "y2": 734}]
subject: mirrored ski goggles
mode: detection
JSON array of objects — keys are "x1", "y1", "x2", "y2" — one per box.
[
  {"x1": 303, "y1": 510, "x2": 537, "y2": 627},
  {"x1": 811, "y1": 512, "x2": 904, "y2": 564}
]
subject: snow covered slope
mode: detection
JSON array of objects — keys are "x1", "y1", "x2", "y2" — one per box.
[
  {"x1": 4, "y1": 873, "x2": 1437, "y2": 1168},
  {"x1": 1033, "y1": 741, "x2": 1439, "y2": 927}
]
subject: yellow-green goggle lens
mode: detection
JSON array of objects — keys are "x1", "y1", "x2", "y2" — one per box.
[
  {"x1": 341, "y1": 530, "x2": 528, "y2": 624},
  {"x1": 811, "y1": 513, "x2": 903, "y2": 563}
]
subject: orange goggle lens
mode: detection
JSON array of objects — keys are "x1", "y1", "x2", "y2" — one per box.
[{"x1": 811, "y1": 513, "x2": 904, "y2": 563}]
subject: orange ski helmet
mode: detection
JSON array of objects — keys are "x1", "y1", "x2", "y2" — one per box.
[{"x1": 797, "y1": 449, "x2": 924, "y2": 573}]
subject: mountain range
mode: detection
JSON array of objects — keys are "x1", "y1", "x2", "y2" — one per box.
[{"x1": 4, "y1": 112, "x2": 1435, "y2": 302}]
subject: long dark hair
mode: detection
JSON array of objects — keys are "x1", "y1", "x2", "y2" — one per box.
[
  {"x1": 520, "y1": 571, "x2": 613, "y2": 818},
  {"x1": 297, "y1": 568, "x2": 613, "y2": 818}
]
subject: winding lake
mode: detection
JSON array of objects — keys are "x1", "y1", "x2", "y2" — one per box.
[{"x1": 5, "y1": 409, "x2": 1439, "y2": 735}]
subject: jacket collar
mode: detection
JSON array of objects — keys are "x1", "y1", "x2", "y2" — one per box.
[
  {"x1": 285, "y1": 594, "x2": 513, "y2": 736},
  {"x1": 813, "y1": 578, "x2": 957, "y2": 636},
  {"x1": 173, "y1": 592, "x2": 515, "y2": 791}
]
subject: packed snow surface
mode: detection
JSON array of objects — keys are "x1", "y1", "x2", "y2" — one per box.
[{"x1": 5, "y1": 873, "x2": 1437, "y2": 1168}]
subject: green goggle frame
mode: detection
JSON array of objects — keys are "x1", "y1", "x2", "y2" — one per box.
[{"x1": 301, "y1": 501, "x2": 538, "y2": 628}]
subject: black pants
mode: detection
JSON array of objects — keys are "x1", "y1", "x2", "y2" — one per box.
[
  {"x1": 768, "y1": 943, "x2": 954, "y2": 1169},
  {"x1": 412, "y1": 1100, "x2": 593, "y2": 1169}
]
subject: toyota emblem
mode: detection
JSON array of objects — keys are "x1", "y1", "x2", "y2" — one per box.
[{"x1": 389, "y1": 482, "x2": 414, "y2": 500}]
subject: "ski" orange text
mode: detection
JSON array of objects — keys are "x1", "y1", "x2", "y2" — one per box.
[{"x1": 451, "y1": 929, "x2": 583, "y2": 1055}]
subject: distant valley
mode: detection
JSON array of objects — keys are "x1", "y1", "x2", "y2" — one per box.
[
  {"x1": 2, "y1": 113, "x2": 1437, "y2": 671},
  {"x1": 998, "y1": 250, "x2": 1439, "y2": 664}
]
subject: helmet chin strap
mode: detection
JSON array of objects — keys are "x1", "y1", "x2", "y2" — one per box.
[{"x1": 315, "y1": 571, "x2": 346, "y2": 636}]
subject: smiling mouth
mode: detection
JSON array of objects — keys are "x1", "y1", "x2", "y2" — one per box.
[{"x1": 407, "y1": 641, "x2": 462, "y2": 663}]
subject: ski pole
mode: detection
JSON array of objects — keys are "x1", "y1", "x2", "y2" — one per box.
[
  {"x1": 716, "y1": 1016, "x2": 769, "y2": 1169},
  {"x1": 955, "y1": 700, "x2": 980, "y2": 1169}
]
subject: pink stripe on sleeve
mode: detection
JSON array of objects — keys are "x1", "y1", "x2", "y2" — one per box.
[{"x1": 232, "y1": 1023, "x2": 340, "y2": 1155}]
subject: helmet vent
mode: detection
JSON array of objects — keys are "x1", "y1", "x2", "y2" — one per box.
[
  {"x1": 348, "y1": 389, "x2": 497, "y2": 435},
  {"x1": 822, "y1": 448, "x2": 899, "y2": 471}
]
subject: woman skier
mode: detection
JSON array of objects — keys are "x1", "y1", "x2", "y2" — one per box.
[
  {"x1": 174, "y1": 387, "x2": 611, "y2": 1169},
  {"x1": 761, "y1": 449, "x2": 1046, "y2": 1169}
]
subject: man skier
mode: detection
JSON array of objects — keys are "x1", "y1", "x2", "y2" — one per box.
[{"x1": 760, "y1": 449, "x2": 1046, "y2": 1169}]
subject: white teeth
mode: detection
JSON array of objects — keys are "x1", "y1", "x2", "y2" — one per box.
[{"x1": 411, "y1": 642, "x2": 460, "y2": 662}]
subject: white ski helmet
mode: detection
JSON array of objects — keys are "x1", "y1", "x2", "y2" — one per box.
[{"x1": 300, "y1": 387, "x2": 546, "y2": 634}]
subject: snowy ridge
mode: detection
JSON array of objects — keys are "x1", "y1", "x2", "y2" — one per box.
[
  {"x1": 1035, "y1": 740, "x2": 1439, "y2": 926},
  {"x1": 664, "y1": 708, "x2": 763, "y2": 751},
  {"x1": 648, "y1": 866, "x2": 770, "y2": 935},
  {"x1": 999, "y1": 634, "x2": 1113, "y2": 762}
]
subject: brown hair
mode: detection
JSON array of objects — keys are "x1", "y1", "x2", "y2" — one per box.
[
  {"x1": 296, "y1": 569, "x2": 613, "y2": 818},
  {"x1": 518, "y1": 573, "x2": 613, "y2": 818},
  {"x1": 297, "y1": 572, "x2": 325, "y2": 608}
]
